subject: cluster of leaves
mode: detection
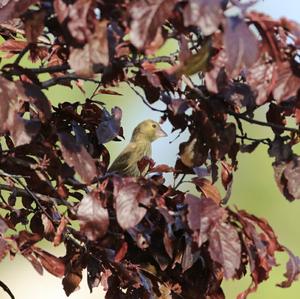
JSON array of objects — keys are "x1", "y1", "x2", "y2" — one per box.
[{"x1": 1, "y1": 0, "x2": 300, "y2": 298}]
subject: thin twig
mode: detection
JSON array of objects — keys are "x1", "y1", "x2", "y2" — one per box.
[
  {"x1": 12, "y1": 177, "x2": 55, "y2": 221},
  {"x1": 3, "y1": 56, "x2": 176, "y2": 77},
  {"x1": 181, "y1": 75, "x2": 300, "y2": 135},
  {"x1": 0, "y1": 280, "x2": 15, "y2": 299},
  {"x1": 182, "y1": 75, "x2": 206, "y2": 98},
  {"x1": 0, "y1": 184, "x2": 73, "y2": 207},
  {"x1": 14, "y1": 44, "x2": 30, "y2": 65},
  {"x1": 25, "y1": 63, "x2": 70, "y2": 74},
  {"x1": 41, "y1": 74, "x2": 101, "y2": 89},
  {"x1": 127, "y1": 82, "x2": 166, "y2": 113},
  {"x1": 0, "y1": 172, "x2": 58, "y2": 221},
  {"x1": 236, "y1": 134, "x2": 271, "y2": 145},
  {"x1": 229, "y1": 111, "x2": 300, "y2": 134},
  {"x1": 174, "y1": 174, "x2": 186, "y2": 189},
  {"x1": 89, "y1": 81, "x2": 102, "y2": 100}
]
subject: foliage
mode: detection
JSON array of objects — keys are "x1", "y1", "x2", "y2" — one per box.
[{"x1": 0, "y1": 0, "x2": 300, "y2": 298}]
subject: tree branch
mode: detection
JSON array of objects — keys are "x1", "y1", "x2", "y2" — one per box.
[
  {"x1": 3, "y1": 56, "x2": 176, "y2": 78},
  {"x1": 236, "y1": 134, "x2": 271, "y2": 145},
  {"x1": 0, "y1": 183, "x2": 73, "y2": 207},
  {"x1": 180, "y1": 75, "x2": 300, "y2": 135},
  {"x1": 14, "y1": 44, "x2": 30, "y2": 65},
  {"x1": 0, "y1": 280, "x2": 15, "y2": 299},
  {"x1": 229, "y1": 111, "x2": 300, "y2": 134},
  {"x1": 40, "y1": 74, "x2": 101, "y2": 89},
  {"x1": 127, "y1": 82, "x2": 166, "y2": 113}
]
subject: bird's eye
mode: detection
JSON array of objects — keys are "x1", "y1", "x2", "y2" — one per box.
[{"x1": 152, "y1": 124, "x2": 157, "y2": 128}]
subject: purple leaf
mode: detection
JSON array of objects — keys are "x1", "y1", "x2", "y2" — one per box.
[
  {"x1": 76, "y1": 191, "x2": 109, "y2": 241},
  {"x1": 58, "y1": 132, "x2": 98, "y2": 184},
  {"x1": 129, "y1": 0, "x2": 177, "y2": 49},
  {"x1": 114, "y1": 179, "x2": 152, "y2": 229}
]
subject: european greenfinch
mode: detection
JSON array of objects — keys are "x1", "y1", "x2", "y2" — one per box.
[{"x1": 108, "y1": 119, "x2": 167, "y2": 176}]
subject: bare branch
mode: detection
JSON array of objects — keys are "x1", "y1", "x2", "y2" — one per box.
[
  {"x1": 181, "y1": 75, "x2": 300, "y2": 135},
  {"x1": 0, "y1": 280, "x2": 15, "y2": 299},
  {"x1": 236, "y1": 134, "x2": 271, "y2": 145},
  {"x1": 0, "y1": 183, "x2": 73, "y2": 207},
  {"x1": 127, "y1": 82, "x2": 166, "y2": 113},
  {"x1": 14, "y1": 44, "x2": 30, "y2": 65},
  {"x1": 41, "y1": 74, "x2": 101, "y2": 89},
  {"x1": 2, "y1": 55, "x2": 176, "y2": 78},
  {"x1": 229, "y1": 111, "x2": 300, "y2": 134}
]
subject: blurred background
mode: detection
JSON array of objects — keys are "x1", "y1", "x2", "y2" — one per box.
[{"x1": 1, "y1": 0, "x2": 300, "y2": 298}]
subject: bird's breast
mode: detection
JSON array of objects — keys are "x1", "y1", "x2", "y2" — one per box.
[{"x1": 134, "y1": 141, "x2": 151, "y2": 160}]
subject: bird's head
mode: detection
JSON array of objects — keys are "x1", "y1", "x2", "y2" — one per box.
[{"x1": 131, "y1": 119, "x2": 167, "y2": 142}]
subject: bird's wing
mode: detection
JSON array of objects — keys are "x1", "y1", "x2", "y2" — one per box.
[{"x1": 108, "y1": 143, "x2": 139, "y2": 176}]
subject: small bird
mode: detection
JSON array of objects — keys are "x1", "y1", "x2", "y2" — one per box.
[{"x1": 108, "y1": 119, "x2": 167, "y2": 176}]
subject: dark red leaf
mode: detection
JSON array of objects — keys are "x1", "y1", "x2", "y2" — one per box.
[
  {"x1": 54, "y1": 217, "x2": 68, "y2": 246},
  {"x1": 0, "y1": 0, "x2": 39, "y2": 22},
  {"x1": 15, "y1": 230, "x2": 42, "y2": 249},
  {"x1": 133, "y1": 70, "x2": 161, "y2": 104},
  {"x1": 192, "y1": 177, "x2": 222, "y2": 204},
  {"x1": 234, "y1": 209, "x2": 282, "y2": 298},
  {"x1": 63, "y1": 271, "x2": 82, "y2": 296},
  {"x1": 19, "y1": 82, "x2": 52, "y2": 122},
  {"x1": 96, "y1": 107, "x2": 122, "y2": 144},
  {"x1": 205, "y1": 49, "x2": 228, "y2": 93},
  {"x1": 97, "y1": 89, "x2": 123, "y2": 96},
  {"x1": 30, "y1": 213, "x2": 44, "y2": 236},
  {"x1": 183, "y1": 0, "x2": 224, "y2": 36},
  {"x1": 266, "y1": 103, "x2": 286, "y2": 135},
  {"x1": 114, "y1": 179, "x2": 152, "y2": 229},
  {"x1": 76, "y1": 191, "x2": 109, "y2": 241},
  {"x1": 10, "y1": 117, "x2": 41, "y2": 146},
  {"x1": 0, "y1": 238, "x2": 9, "y2": 262},
  {"x1": 137, "y1": 156, "x2": 155, "y2": 174},
  {"x1": 100, "y1": 269, "x2": 112, "y2": 292},
  {"x1": 221, "y1": 161, "x2": 233, "y2": 190},
  {"x1": 186, "y1": 195, "x2": 227, "y2": 246},
  {"x1": 224, "y1": 17, "x2": 259, "y2": 77},
  {"x1": 277, "y1": 247, "x2": 300, "y2": 288},
  {"x1": 114, "y1": 242, "x2": 128, "y2": 263},
  {"x1": 237, "y1": 210, "x2": 281, "y2": 255},
  {"x1": 0, "y1": 39, "x2": 28, "y2": 57},
  {"x1": 129, "y1": 0, "x2": 177, "y2": 50},
  {"x1": 68, "y1": 20, "x2": 109, "y2": 76},
  {"x1": 181, "y1": 240, "x2": 200, "y2": 272},
  {"x1": 246, "y1": 57, "x2": 276, "y2": 105},
  {"x1": 41, "y1": 214, "x2": 55, "y2": 238},
  {"x1": 240, "y1": 140, "x2": 260, "y2": 153},
  {"x1": 33, "y1": 248, "x2": 65, "y2": 277},
  {"x1": 58, "y1": 132, "x2": 98, "y2": 184},
  {"x1": 24, "y1": 10, "x2": 45, "y2": 43},
  {"x1": 273, "y1": 156, "x2": 300, "y2": 201},
  {"x1": 25, "y1": 253, "x2": 44, "y2": 275},
  {"x1": 273, "y1": 62, "x2": 300, "y2": 103},
  {"x1": 0, "y1": 77, "x2": 40, "y2": 146},
  {"x1": 295, "y1": 90, "x2": 300, "y2": 125},
  {"x1": 282, "y1": 158, "x2": 300, "y2": 200},
  {"x1": 149, "y1": 164, "x2": 174, "y2": 173},
  {"x1": 163, "y1": 231, "x2": 174, "y2": 259},
  {"x1": 168, "y1": 99, "x2": 189, "y2": 115},
  {"x1": 208, "y1": 222, "x2": 241, "y2": 279},
  {"x1": 0, "y1": 217, "x2": 8, "y2": 235},
  {"x1": 54, "y1": 0, "x2": 93, "y2": 44},
  {"x1": 237, "y1": 282, "x2": 257, "y2": 299}
]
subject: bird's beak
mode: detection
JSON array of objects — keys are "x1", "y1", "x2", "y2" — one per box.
[{"x1": 156, "y1": 127, "x2": 167, "y2": 138}]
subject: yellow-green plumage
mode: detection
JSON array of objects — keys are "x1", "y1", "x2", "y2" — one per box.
[{"x1": 108, "y1": 119, "x2": 167, "y2": 176}]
